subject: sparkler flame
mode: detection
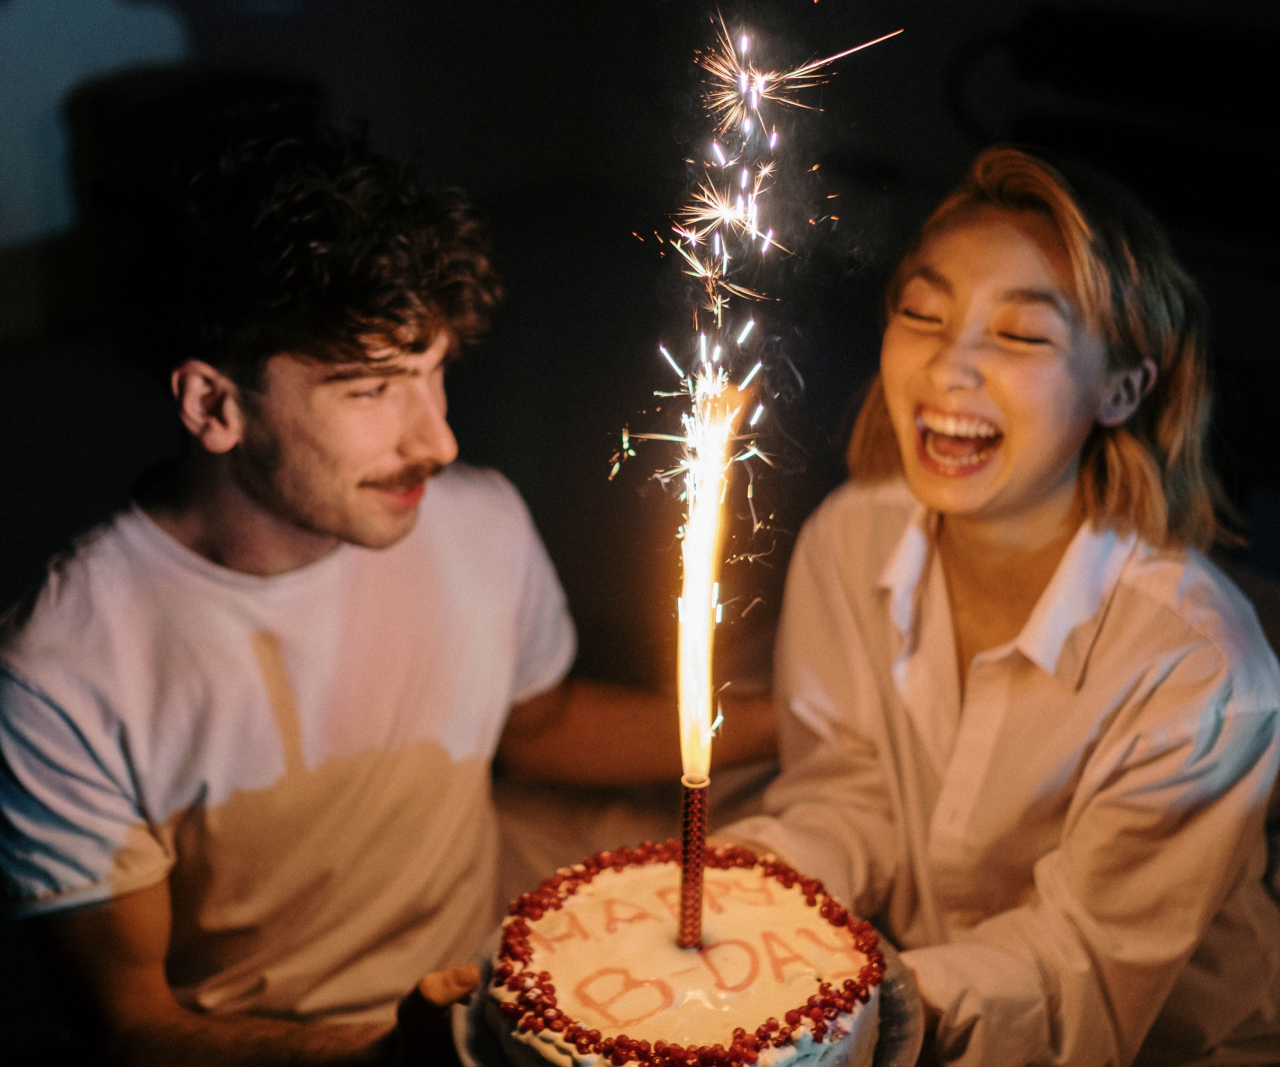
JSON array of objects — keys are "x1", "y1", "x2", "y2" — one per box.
[
  {"x1": 698, "y1": 15, "x2": 903, "y2": 135},
  {"x1": 676, "y1": 368, "x2": 745, "y2": 778},
  {"x1": 674, "y1": 18, "x2": 901, "y2": 325},
  {"x1": 634, "y1": 15, "x2": 901, "y2": 781}
]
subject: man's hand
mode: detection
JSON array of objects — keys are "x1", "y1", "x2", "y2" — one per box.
[
  {"x1": 497, "y1": 679, "x2": 777, "y2": 785},
  {"x1": 386, "y1": 964, "x2": 481, "y2": 1066},
  {"x1": 418, "y1": 964, "x2": 480, "y2": 1006}
]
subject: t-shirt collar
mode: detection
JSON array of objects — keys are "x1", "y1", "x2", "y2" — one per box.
[
  {"x1": 125, "y1": 501, "x2": 354, "y2": 592},
  {"x1": 877, "y1": 502, "x2": 1139, "y2": 688}
]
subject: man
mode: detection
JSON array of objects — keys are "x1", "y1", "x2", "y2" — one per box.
[{"x1": 0, "y1": 110, "x2": 773, "y2": 1064}]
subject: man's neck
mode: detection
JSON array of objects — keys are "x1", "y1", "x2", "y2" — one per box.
[{"x1": 141, "y1": 452, "x2": 340, "y2": 577}]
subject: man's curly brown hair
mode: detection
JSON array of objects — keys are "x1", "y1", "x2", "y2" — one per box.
[{"x1": 105, "y1": 103, "x2": 500, "y2": 388}]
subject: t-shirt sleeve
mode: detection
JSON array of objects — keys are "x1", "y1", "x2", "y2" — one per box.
[
  {"x1": 0, "y1": 669, "x2": 173, "y2": 917},
  {"x1": 507, "y1": 501, "x2": 577, "y2": 706}
]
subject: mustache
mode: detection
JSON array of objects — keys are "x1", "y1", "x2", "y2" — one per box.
[{"x1": 359, "y1": 463, "x2": 440, "y2": 492}]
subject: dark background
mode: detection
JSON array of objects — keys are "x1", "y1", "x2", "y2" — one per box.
[{"x1": 2, "y1": 0, "x2": 1279, "y2": 1055}]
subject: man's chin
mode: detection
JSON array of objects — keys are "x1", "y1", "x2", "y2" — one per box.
[
  {"x1": 318, "y1": 495, "x2": 424, "y2": 551},
  {"x1": 347, "y1": 511, "x2": 421, "y2": 550}
]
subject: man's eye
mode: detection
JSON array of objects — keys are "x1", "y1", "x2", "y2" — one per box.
[
  {"x1": 900, "y1": 307, "x2": 941, "y2": 323},
  {"x1": 349, "y1": 382, "x2": 389, "y2": 398}
]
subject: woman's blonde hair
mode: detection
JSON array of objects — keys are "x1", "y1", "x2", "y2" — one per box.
[{"x1": 848, "y1": 146, "x2": 1229, "y2": 550}]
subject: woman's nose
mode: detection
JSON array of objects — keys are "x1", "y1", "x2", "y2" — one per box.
[{"x1": 927, "y1": 330, "x2": 984, "y2": 392}]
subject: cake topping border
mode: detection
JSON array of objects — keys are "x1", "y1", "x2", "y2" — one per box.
[{"x1": 493, "y1": 840, "x2": 885, "y2": 1067}]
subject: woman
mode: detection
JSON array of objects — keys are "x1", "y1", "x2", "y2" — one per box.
[{"x1": 727, "y1": 148, "x2": 1280, "y2": 1065}]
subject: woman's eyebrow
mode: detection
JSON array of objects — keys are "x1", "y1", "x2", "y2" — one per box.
[
  {"x1": 903, "y1": 264, "x2": 952, "y2": 294},
  {"x1": 1001, "y1": 287, "x2": 1071, "y2": 317}
]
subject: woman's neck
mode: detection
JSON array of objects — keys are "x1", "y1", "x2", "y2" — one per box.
[{"x1": 937, "y1": 489, "x2": 1084, "y2": 694}]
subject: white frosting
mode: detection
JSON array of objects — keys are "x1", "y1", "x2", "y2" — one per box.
[{"x1": 493, "y1": 862, "x2": 878, "y2": 1060}]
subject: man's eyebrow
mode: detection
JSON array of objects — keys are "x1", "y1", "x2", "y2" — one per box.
[{"x1": 320, "y1": 363, "x2": 418, "y2": 383}]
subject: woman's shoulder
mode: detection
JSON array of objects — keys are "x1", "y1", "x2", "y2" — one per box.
[
  {"x1": 1116, "y1": 542, "x2": 1280, "y2": 709},
  {"x1": 792, "y1": 477, "x2": 919, "y2": 583},
  {"x1": 803, "y1": 477, "x2": 917, "y2": 541}
]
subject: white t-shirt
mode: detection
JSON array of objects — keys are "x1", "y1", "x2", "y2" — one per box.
[
  {"x1": 728, "y1": 478, "x2": 1280, "y2": 1067},
  {"x1": 0, "y1": 463, "x2": 576, "y2": 1023}
]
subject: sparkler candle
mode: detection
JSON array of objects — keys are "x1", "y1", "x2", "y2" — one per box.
[{"x1": 677, "y1": 771, "x2": 709, "y2": 949}]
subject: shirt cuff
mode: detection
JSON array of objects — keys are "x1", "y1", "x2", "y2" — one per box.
[{"x1": 899, "y1": 942, "x2": 1048, "y2": 1066}]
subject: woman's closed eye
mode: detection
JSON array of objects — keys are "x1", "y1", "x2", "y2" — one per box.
[
  {"x1": 349, "y1": 382, "x2": 389, "y2": 399},
  {"x1": 896, "y1": 275, "x2": 949, "y2": 325},
  {"x1": 900, "y1": 306, "x2": 942, "y2": 324},
  {"x1": 993, "y1": 305, "x2": 1068, "y2": 348}
]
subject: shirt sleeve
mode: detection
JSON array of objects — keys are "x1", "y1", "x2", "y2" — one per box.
[
  {"x1": 726, "y1": 715, "x2": 901, "y2": 919},
  {"x1": 507, "y1": 497, "x2": 577, "y2": 706},
  {"x1": 722, "y1": 519, "x2": 901, "y2": 916},
  {"x1": 0, "y1": 669, "x2": 172, "y2": 917},
  {"x1": 902, "y1": 641, "x2": 1280, "y2": 1067}
]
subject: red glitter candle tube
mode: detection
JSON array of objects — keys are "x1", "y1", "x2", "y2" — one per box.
[{"x1": 677, "y1": 773, "x2": 709, "y2": 948}]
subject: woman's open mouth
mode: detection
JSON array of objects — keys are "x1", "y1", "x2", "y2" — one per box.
[{"x1": 915, "y1": 408, "x2": 1003, "y2": 475}]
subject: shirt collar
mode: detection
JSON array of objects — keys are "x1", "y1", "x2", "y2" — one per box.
[
  {"x1": 877, "y1": 505, "x2": 1138, "y2": 688},
  {"x1": 877, "y1": 501, "x2": 933, "y2": 655},
  {"x1": 1015, "y1": 521, "x2": 1137, "y2": 686}
]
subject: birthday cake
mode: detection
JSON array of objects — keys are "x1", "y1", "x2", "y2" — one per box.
[{"x1": 485, "y1": 841, "x2": 882, "y2": 1067}]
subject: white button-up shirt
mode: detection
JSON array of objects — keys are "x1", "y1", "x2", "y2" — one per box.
[{"x1": 728, "y1": 479, "x2": 1280, "y2": 1066}]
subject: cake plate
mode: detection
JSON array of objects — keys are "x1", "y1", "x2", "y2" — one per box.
[{"x1": 456, "y1": 927, "x2": 923, "y2": 1067}]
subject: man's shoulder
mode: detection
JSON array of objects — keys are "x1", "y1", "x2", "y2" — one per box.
[{"x1": 1, "y1": 511, "x2": 149, "y2": 662}]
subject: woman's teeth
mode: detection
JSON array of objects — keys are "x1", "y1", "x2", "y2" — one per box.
[
  {"x1": 917, "y1": 411, "x2": 1001, "y2": 439},
  {"x1": 916, "y1": 411, "x2": 1002, "y2": 468}
]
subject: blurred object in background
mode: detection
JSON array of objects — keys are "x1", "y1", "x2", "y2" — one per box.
[{"x1": 0, "y1": 0, "x2": 188, "y2": 344}]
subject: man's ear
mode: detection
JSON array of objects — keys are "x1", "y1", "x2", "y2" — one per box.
[
  {"x1": 170, "y1": 360, "x2": 247, "y2": 454},
  {"x1": 1097, "y1": 357, "x2": 1158, "y2": 428}
]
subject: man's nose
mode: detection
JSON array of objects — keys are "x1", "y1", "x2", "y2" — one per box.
[{"x1": 404, "y1": 383, "x2": 458, "y2": 467}]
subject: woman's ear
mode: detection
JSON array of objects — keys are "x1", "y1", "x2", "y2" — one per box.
[
  {"x1": 170, "y1": 360, "x2": 247, "y2": 454},
  {"x1": 1097, "y1": 357, "x2": 1158, "y2": 428}
]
